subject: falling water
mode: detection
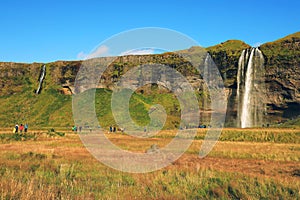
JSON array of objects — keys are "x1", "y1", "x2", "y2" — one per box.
[
  {"x1": 36, "y1": 65, "x2": 46, "y2": 94},
  {"x1": 237, "y1": 48, "x2": 265, "y2": 128},
  {"x1": 203, "y1": 53, "x2": 210, "y2": 86},
  {"x1": 241, "y1": 48, "x2": 255, "y2": 128},
  {"x1": 236, "y1": 50, "x2": 246, "y2": 127},
  {"x1": 200, "y1": 53, "x2": 212, "y2": 124}
]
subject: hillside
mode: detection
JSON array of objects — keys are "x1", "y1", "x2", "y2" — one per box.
[{"x1": 0, "y1": 32, "x2": 299, "y2": 128}]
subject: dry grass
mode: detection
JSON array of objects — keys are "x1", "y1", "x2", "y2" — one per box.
[{"x1": 0, "y1": 128, "x2": 299, "y2": 199}]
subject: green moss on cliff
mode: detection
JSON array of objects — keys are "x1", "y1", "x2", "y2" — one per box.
[
  {"x1": 206, "y1": 40, "x2": 251, "y2": 56},
  {"x1": 206, "y1": 40, "x2": 251, "y2": 87},
  {"x1": 260, "y1": 32, "x2": 300, "y2": 62}
]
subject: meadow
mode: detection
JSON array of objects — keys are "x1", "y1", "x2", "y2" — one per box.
[{"x1": 0, "y1": 128, "x2": 299, "y2": 199}]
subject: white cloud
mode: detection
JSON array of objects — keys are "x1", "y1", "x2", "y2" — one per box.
[
  {"x1": 77, "y1": 51, "x2": 87, "y2": 59},
  {"x1": 121, "y1": 48, "x2": 155, "y2": 56},
  {"x1": 252, "y1": 42, "x2": 263, "y2": 47},
  {"x1": 77, "y1": 45, "x2": 109, "y2": 60}
]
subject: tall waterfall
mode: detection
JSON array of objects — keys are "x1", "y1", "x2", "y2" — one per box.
[
  {"x1": 200, "y1": 53, "x2": 213, "y2": 124},
  {"x1": 236, "y1": 49, "x2": 246, "y2": 127},
  {"x1": 36, "y1": 65, "x2": 46, "y2": 94},
  {"x1": 203, "y1": 53, "x2": 213, "y2": 108},
  {"x1": 237, "y1": 48, "x2": 265, "y2": 128}
]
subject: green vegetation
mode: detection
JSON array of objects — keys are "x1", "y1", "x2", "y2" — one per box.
[
  {"x1": 260, "y1": 32, "x2": 300, "y2": 71},
  {"x1": 95, "y1": 88, "x2": 181, "y2": 129},
  {"x1": 206, "y1": 40, "x2": 251, "y2": 56},
  {"x1": 154, "y1": 128, "x2": 300, "y2": 144},
  {"x1": 0, "y1": 84, "x2": 183, "y2": 129},
  {"x1": 0, "y1": 131, "x2": 65, "y2": 143},
  {"x1": 279, "y1": 116, "x2": 300, "y2": 128},
  {"x1": 0, "y1": 31, "x2": 299, "y2": 129},
  {"x1": 0, "y1": 132, "x2": 37, "y2": 142},
  {"x1": 206, "y1": 40, "x2": 251, "y2": 87},
  {"x1": 260, "y1": 32, "x2": 300, "y2": 59}
]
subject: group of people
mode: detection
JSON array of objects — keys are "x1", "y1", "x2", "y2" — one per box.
[
  {"x1": 109, "y1": 125, "x2": 125, "y2": 133},
  {"x1": 13, "y1": 123, "x2": 28, "y2": 133},
  {"x1": 109, "y1": 125, "x2": 117, "y2": 133}
]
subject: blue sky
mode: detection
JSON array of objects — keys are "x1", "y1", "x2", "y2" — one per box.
[{"x1": 1, "y1": 0, "x2": 299, "y2": 63}]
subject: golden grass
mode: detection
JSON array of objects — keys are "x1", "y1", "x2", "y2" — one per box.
[{"x1": 0, "y1": 128, "x2": 299, "y2": 199}]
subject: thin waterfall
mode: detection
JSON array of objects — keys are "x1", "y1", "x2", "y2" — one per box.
[
  {"x1": 203, "y1": 53, "x2": 210, "y2": 86},
  {"x1": 36, "y1": 65, "x2": 46, "y2": 94},
  {"x1": 236, "y1": 50, "x2": 246, "y2": 127},
  {"x1": 237, "y1": 48, "x2": 265, "y2": 128},
  {"x1": 200, "y1": 53, "x2": 212, "y2": 125}
]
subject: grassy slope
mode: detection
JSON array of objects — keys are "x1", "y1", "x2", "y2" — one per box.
[
  {"x1": 260, "y1": 31, "x2": 300, "y2": 59},
  {"x1": 0, "y1": 83, "x2": 181, "y2": 129}
]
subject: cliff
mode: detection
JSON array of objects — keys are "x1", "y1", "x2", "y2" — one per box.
[{"x1": 0, "y1": 32, "x2": 299, "y2": 128}]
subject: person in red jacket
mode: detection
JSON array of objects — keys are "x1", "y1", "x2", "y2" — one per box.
[{"x1": 19, "y1": 124, "x2": 24, "y2": 133}]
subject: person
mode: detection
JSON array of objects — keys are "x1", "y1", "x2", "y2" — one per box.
[
  {"x1": 24, "y1": 124, "x2": 28, "y2": 133},
  {"x1": 19, "y1": 124, "x2": 24, "y2": 133},
  {"x1": 109, "y1": 125, "x2": 113, "y2": 133},
  {"x1": 15, "y1": 124, "x2": 19, "y2": 133},
  {"x1": 72, "y1": 125, "x2": 77, "y2": 132}
]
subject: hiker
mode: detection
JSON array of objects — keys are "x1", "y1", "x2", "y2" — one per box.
[
  {"x1": 109, "y1": 125, "x2": 113, "y2": 133},
  {"x1": 24, "y1": 124, "x2": 28, "y2": 133},
  {"x1": 72, "y1": 126, "x2": 77, "y2": 132},
  {"x1": 19, "y1": 124, "x2": 24, "y2": 133},
  {"x1": 15, "y1": 124, "x2": 19, "y2": 133}
]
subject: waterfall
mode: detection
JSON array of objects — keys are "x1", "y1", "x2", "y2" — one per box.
[
  {"x1": 203, "y1": 53, "x2": 210, "y2": 85},
  {"x1": 200, "y1": 53, "x2": 212, "y2": 124},
  {"x1": 241, "y1": 48, "x2": 255, "y2": 128},
  {"x1": 236, "y1": 50, "x2": 246, "y2": 127},
  {"x1": 36, "y1": 65, "x2": 46, "y2": 94},
  {"x1": 237, "y1": 48, "x2": 265, "y2": 128},
  {"x1": 203, "y1": 53, "x2": 213, "y2": 108}
]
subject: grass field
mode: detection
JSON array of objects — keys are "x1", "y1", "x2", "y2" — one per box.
[{"x1": 0, "y1": 128, "x2": 299, "y2": 199}]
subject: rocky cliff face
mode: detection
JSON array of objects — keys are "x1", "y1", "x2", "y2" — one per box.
[
  {"x1": 205, "y1": 33, "x2": 300, "y2": 126},
  {"x1": 206, "y1": 40, "x2": 251, "y2": 126},
  {"x1": 0, "y1": 32, "x2": 299, "y2": 127},
  {"x1": 260, "y1": 32, "x2": 300, "y2": 122}
]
